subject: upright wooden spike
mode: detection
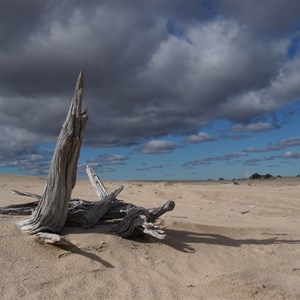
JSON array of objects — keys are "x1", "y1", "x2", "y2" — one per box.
[{"x1": 18, "y1": 72, "x2": 88, "y2": 234}]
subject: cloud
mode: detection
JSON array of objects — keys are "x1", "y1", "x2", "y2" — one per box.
[
  {"x1": 94, "y1": 154, "x2": 129, "y2": 164},
  {"x1": 264, "y1": 150, "x2": 300, "y2": 162},
  {"x1": 0, "y1": 151, "x2": 52, "y2": 176},
  {"x1": 0, "y1": 125, "x2": 43, "y2": 160},
  {"x1": 82, "y1": 153, "x2": 129, "y2": 171},
  {"x1": 186, "y1": 132, "x2": 216, "y2": 143},
  {"x1": 244, "y1": 136, "x2": 300, "y2": 153},
  {"x1": 136, "y1": 165, "x2": 164, "y2": 171},
  {"x1": 183, "y1": 134, "x2": 300, "y2": 169},
  {"x1": 217, "y1": 0, "x2": 300, "y2": 35},
  {"x1": 220, "y1": 133, "x2": 251, "y2": 141},
  {"x1": 183, "y1": 151, "x2": 247, "y2": 168},
  {"x1": 230, "y1": 122, "x2": 275, "y2": 132},
  {"x1": 138, "y1": 140, "x2": 178, "y2": 154},
  {"x1": 77, "y1": 162, "x2": 116, "y2": 176},
  {"x1": 0, "y1": 0, "x2": 300, "y2": 164},
  {"x1": 278, "y1": 136, "x2": 300, "y2": 147},
  {"x1": 283, "y1": 151, "x2": 300, "y2": 159}
]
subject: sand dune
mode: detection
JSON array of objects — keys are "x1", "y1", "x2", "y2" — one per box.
[{"x1": 0, "y1": 173, "x2": 300, "y2": 299}]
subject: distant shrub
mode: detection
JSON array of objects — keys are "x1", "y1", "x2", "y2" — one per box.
[
  {"x1": 264, "y1": 174, "x2": 273, "y2": 179},
  {"x1": 249, "y1": 173, "x2": 274, "y2": 180},
  {"x1": 249, "y1": 173, "x2": 262, "y2": 180},
  {"x1": 218, "y1": 177, "x2": 224, "y2": 181}
]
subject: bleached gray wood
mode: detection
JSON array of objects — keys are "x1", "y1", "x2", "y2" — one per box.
[
  {"x1": 0, "y1": 200, "x2": 38, "y2": 215},
  {"x1": 147, "y1": 200, "x2": 175, "y2": 223},
  {"x1": 115, "y1": 207, "x2": 167, "y2": 239},
  {"x1": 141, "y1": 222, "x2": 166, "y2": 239},
  {"x1": 67, "y1": 186, "x2": 123, "y2": 228},
  {"x1": 12, "y1": 190, "x2": 41, "y2": 200},
  {"x1": 115, "y1": 207, "x2": 147, "y2": 238},
  {"x1": 0, "y1": 190, "x2": 40, "y2": 215},
  {"x1": 18, "y1": 72, "x2": 88, "y2": 234},
  {"x1": 35, "y1": 232, "x2": 70, "y2": 245},
  {"x1": 101, "y1": 201, "x2": 136, "y2": 220},
  {"x1": 86, "y1": 165, "x2": 109, "y2": 199},
  {"x1": 1, "y1": 189, "x2": 175, "y2": 239}
]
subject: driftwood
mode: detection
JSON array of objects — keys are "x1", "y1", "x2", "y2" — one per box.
[
  {"x1": 66, "y1": 185, "x2": 123, "y2": 228},
  {"x1": 35, "y1": 232, "x2": 70, "y2": 246},
  {"x1": 0, "y1": 166, "x2": 175, "y2": 239},
  {"x1": 0, "y1": 72, "x2": 175, "y2": 240},
  {"x1": 18, "y1": 72, "x2": 87, "y2": 234}
]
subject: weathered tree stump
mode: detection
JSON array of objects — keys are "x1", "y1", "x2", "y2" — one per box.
[{"x1": 18, "y1": 72, "x2": 88, "y2": 234}]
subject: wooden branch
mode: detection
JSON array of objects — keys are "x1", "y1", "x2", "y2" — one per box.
[
  {"x1": 66, "y1": 186, "x2": 123, "y2": 228},
  {"x1": 12, "y1": 190, "x2": 41, "y2": 200},
  {"x1": 18, "y1": 72, "x2": 88, "y2": 234},
  {"x1": 141, "y1": 222, "x2": 166, "y2": 239},
  {"x1": 86, "y1": 165, "x2": 109, "y2": 199},
  {"x1": 115, "y1": 207, "x2": 167, "y2": 239},
  {"x1": 0, "y1": 191, "x2": 39, "y2": 215},
  {"x1": 101, "y1": 201, "x2": 136, "y2": 220},
  {"x1": 0, "y1": 201, "x2": 38, "y2": 215},
  {"x1": 115, "y1": 207, "x2": 148, "y2": 238},
  {"x1": 146, "y1": 200, "x2": 175, "y2": 223}
]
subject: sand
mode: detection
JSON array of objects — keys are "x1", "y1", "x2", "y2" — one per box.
[{"x1": 0, "y1": 173, "x2": 300, "y2": 299}]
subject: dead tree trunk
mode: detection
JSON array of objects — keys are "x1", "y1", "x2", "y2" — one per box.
[
  {"x1": 0, "y1": 72, "x2": 175, "y2": 241},
  {"x1": 18, "y1": 72, "x2": 88, "y2": 234}
]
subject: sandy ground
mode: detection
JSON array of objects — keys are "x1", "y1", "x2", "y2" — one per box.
[{"x1": 0, "y1": 173, "x2": 300, "y2": 300}]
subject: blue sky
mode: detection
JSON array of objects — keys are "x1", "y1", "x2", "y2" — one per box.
[
  {"x1": 0, "y1": 1, "x2": 300, "y2": 180},
  {"x1": 77, "y1": 101, "x2": 300, "y2": 180}
]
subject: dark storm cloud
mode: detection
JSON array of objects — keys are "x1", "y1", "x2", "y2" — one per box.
[
  {"x1": 216, "y1": 0, "x2": 300, "y2": 35},
  {"x1": 1, "y1": 0, "x2": 300, "y2": 163},
  {"x1": 0, "y1": 151, "x2": 52, "y2": 175}
]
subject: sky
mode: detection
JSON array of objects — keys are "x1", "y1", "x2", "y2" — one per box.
[{"x1": 0, "y1": 0, "x2": 300, "y2": 180}]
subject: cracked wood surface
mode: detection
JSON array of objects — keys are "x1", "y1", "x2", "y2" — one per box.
[{"x1": 18, "y1": 72, "x2": 88, "y2": 234}]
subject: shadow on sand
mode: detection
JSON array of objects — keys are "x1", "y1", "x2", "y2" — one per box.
[
  {"x1": 162, "y1": 228, "x2": 300, "y2": 253},
  {"x1": 55, "y1": 242, "x2": 115, "y2": 268}
]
